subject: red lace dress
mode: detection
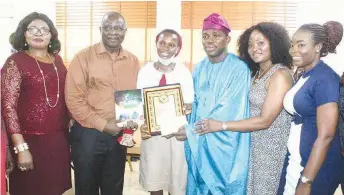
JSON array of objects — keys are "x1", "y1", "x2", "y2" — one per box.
[{"x1": 1, "y1": 51, "x2": 71, "y2": 195}]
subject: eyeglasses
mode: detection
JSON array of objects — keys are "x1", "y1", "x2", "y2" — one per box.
[
  {"x1": 102, "y1": 25, "x2": 126, "y2": 33},
  {"x1": 26, "y1": 27, "x2": 51, "y2": 36}
]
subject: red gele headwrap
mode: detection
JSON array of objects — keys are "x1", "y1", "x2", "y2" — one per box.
[
  {"x1": 203, "y1": 13, "x2": 231, "y2": 35},
  {"x1": 155, "y1": 29, "x2": 182, "y2": 57}
]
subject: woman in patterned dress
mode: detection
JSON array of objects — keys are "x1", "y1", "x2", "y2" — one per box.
[
  {"x1": 278, "y1": 21, "x2": 343, "y2": 195},
  {"x1": 1, "y1": 12, "x2": 71, "y2": 195},
  {"x1": 195, "y1": 22, "x2": 293, "y2": 195}
]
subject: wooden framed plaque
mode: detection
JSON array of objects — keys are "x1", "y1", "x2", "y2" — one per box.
[{"x1": 143, "y1": 84, "x2": 184, "y2": 134}]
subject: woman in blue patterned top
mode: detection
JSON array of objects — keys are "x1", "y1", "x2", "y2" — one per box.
[{"x1": 278, "y1": 21, "x2": 343, "y2": 195}]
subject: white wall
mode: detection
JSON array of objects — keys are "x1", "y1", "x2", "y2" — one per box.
[
  {"x1": 0, "y1": 2, "x2": 15, "y2": 66},
  {"x1": 296, "y1": 0, "x2": 344, "y2": 75},
  {"x1": 0, "y1": 1, "x2": 55, "y2": 67}
]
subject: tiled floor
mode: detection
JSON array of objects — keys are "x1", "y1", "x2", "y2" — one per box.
[
  {"x1": 63, "y1": 160, "x2": 343, "y2": 195},
  {"x1": 8, "y1": 160, "x2": 343, "y2": 195}
]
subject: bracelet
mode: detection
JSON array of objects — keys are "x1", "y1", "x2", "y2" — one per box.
[
  {"x1": 222, "y1": 121, "x2": 228, "y2": 130},
  {"x1": 301, "y1": 175, "x2": 313, "y2": 184},
  {"x1": 13, "y1": 143, "x2": 29, "y2": 154}
]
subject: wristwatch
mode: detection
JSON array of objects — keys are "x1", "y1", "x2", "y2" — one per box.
[
  {"x1": 222, "y1": 122, "x2": 228, "y2": 130},
  {"x1": 301, "y1": 175, "x2": 313, "y2": 184}
]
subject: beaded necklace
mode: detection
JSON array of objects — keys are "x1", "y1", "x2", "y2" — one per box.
[{"x1": 29, "y1": 51, "x2": 60, "y2": 108}]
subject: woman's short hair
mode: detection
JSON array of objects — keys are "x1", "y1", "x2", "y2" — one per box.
[
  {"x1": 12, "y1": 12, "x2": 61, "y2": 54},
  {"x1": 238, "y1": 22, "x2": 293, "y2": 77},
  {"x1": 298, "y1": 21, "x2": 343, "y2": 57}
]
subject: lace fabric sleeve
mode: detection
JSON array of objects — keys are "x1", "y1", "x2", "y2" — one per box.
[{"x1": 1, "y1": 59, "x2": 22, "y2": 135}]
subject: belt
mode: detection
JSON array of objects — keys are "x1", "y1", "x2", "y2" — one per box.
[{"x1": 292, "y1": 114, "x2": 303, "y2": 125}]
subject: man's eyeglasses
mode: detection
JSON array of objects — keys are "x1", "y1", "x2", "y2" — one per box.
[
  {"x1": 26, "y1": 27, "x2": 51, "y2": 36},
  {"x1": 102, "y1": 25, "x2": 126, "y2": 33}
]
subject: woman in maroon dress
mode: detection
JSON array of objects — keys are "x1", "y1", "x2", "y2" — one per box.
[{"x1": 1, "y1": 12, "x2": 71, "y2": 195}]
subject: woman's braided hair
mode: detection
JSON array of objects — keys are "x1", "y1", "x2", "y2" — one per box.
[{"x1": 299, "y1": 21, "x2": 343, "y2": 57}]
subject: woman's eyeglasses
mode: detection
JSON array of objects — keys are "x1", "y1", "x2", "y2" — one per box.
[{"x1": 26, "y1": 27, "x2": 51, "y2": 36}]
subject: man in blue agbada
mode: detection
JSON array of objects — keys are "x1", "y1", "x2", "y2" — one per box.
[{"x1": 174, "y1": 13, "x2": 251, "y2": 195}]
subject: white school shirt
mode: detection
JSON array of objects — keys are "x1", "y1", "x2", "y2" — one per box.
[{"x1": 137, "y1": 61, "x2": 194, "y2": 104}]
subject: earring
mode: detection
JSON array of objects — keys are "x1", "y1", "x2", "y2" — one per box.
[
  {"x1": 316, "y1": 50, "x2": 319, "y2": 53},
  {"x1": 49, "y1": 44, "x2": 52, "y2": 48},
  {"x1": 24, "y1": 42, "x2": 27, "y2": 46}
]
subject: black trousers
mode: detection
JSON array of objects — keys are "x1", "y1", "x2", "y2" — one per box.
[{"x1": 70, "y1": 122, "x2": 127, "y2": 195}]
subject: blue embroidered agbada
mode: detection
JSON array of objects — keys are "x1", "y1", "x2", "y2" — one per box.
[{"x1": 185, "y1": 53, "x2": 251, "y2": 195}]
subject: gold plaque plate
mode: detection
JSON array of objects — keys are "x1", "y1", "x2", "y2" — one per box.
[{"x1": 143, "y1": 84, "x2": 184, "y2": 134}]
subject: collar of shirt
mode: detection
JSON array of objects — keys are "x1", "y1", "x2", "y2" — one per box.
[{"x1": 96, "y1": 42, "x2": 129, "y2": 62}]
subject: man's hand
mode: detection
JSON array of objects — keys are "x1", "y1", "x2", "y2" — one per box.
[
  {"x1": 104, "y1": 118, "x2": 122, "y2": 136},
  {"x1": 173, "y1": 126, "x2": 187, "y2": 141},
  {"x1": 140, "y1": 123, "x2": 152, "y2": 140},
  {"x1": 122, "y1": 120, "x2": 138, "y2": 131}
]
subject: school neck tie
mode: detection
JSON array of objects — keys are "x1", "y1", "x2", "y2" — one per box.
[{"x1": 159, "y1": 74, "x2": 166, "y2": 86}]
